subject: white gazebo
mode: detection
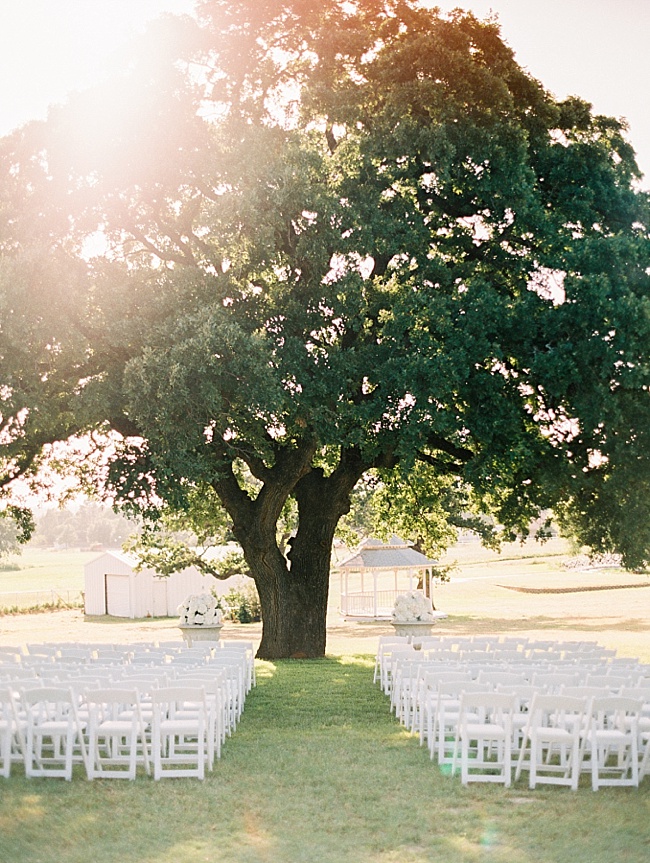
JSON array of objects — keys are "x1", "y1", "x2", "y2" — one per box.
[{"x1": 337, "y1": 535, "x2": 438, "y2": 619}]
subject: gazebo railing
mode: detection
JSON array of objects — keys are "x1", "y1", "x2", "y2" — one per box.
[{"x1": 341, "y1": 589, "x2": 401, "y2": 619}]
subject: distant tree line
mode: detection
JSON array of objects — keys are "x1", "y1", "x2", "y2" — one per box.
[{"x1": 28, "y1": 503, "x2": 136, "y2": 551}]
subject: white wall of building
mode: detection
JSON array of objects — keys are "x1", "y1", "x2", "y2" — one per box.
[{"x1": 84, "y1": 550, "x2": 243, "y2": 618}]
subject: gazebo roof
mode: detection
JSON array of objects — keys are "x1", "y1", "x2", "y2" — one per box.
[{"x1": 337, "y1": 535, "x2": 437, "y2": 571}]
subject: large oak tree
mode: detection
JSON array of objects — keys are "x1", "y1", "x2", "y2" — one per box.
[{"x1": 1, "y1": 1, "x2": 650, "y2": 657}]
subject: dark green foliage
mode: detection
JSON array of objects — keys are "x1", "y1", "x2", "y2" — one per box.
[{"x1": 219, "y1": 582, "x2": 262, "y2": 623}]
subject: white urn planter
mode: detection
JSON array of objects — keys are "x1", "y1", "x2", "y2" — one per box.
[
  {"x1": 178, "y1": 624, "x2": 224, "y2": 646},
  {"x1": 391, "y1": 620, "x2": 436, "y2": 638},
  {"x1": 177, "y1": 593, "x2": 223, "y2": 646},
  {"x1": 391, "y1": 591, "x2": 446, "y2": 643}
]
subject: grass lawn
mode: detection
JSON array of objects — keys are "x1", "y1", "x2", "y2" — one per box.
[{"x1": 0, "y1": 656, "x2": 648, "y2": 863}]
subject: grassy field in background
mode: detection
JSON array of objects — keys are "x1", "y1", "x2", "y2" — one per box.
[
  {"x1": 0, "y1": 549, "x2": 96, "y2": 595},
  {"x1": 0, "y1": 535, "x2": 575, "y2": 606},
  {"x1": 439, "y1": 534, "x2": 574, "y2": 568}
]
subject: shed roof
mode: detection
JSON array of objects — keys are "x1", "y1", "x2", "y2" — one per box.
[
  {"x1": 86, "y1": 550, "x2": 139, "y2": 569},
  {"x1": 337, "y1": 536, "x2": 437, "y2": 570}
]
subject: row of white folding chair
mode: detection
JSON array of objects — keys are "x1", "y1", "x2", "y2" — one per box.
[
  {"x1": 374, "y1": 641, "x2": 644, "y2": 692},
  {"x1": 2, "y1": 679, "x2": 140, "y2": 779},
  {"x1": 388, "y1": 654, "x2": 463, "y2": 723},
  {"x1": 388, "y1": 651, "x2": 421, "y2": 714},
  {"x1": 3, "y1": 682, "x2": 215, "y2": 781},
  {"x1": 422, "y1": 676, "x2": 533, "y2": 764},
  {"x1": 447, "y1": 690, "x2": 647, "y2": 790},
  {"x1": 89, "y1": 670, "x2": 230, "y2": 765},
  {"x1": 0, "y1": 686, "x2": 27, "y2": 777},
  {"x1": 2, "y1": 656, "x2": 245, "y2": 733},
  {"x1": 407, "y1": 662, "x2": 524, "y2": 735},
  {"x1": 381, "y1": 652, "x2": 630, "y2": 704},
  {"x1": 514, "y1": 693, "x2": 646, "y2": 791},
  {"x1": 212, "y1": 657, "x2": 248, "y2": 729},
  {"x1": 406, "y1": 664, "x2": 589, "y2": 737},
  {"x1": 219, "y1": 642, "x2": 257, "y2": 691},
  {"x1": 85, "y1": 683, "x2": 215, "y2": 780},
  {"x1": 181, "y1": 671, "x2": 233, "y2": 748},
  {"x1": 420, "y1": 673, "x2": 646, "y2": 765},
  {"x1": 373, "y1": 636, "x2": 628, "y2": 694},
  {"x1": 373, "y1": 638, "x2": 409, "y2": 690},
  {"x1": 122, "y1": 665, "x2": 238, "y2": 740},
  {"x1": 375, "y1": 635, "x2": 611, "y2": 660},
  {"x1": 9, "y1": 662, "x2": 225, "y2": 723}
]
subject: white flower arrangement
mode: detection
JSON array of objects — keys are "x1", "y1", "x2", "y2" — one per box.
[
  {"x1": 178, "y1": 593, "x2": 223, "y2": 626},
  {"x1": 391, "y1": 590, "x2": 435, "y2": 623}
]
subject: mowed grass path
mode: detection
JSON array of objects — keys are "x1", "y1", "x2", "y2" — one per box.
[{"x1": 0, "y1": 656, "x2": 648, "y2": 863}]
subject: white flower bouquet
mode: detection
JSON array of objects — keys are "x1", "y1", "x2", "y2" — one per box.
[
  {"x1": 391, "y1": 591, "x2": 435, "y2": 622},
  {"x1": 178, "y1": 593, "x2": 223, "y2": 626}
]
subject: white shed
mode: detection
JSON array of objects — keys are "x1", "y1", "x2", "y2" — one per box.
[{"x1": 84, "y1": 550, "x2": 244, "y2": 619}]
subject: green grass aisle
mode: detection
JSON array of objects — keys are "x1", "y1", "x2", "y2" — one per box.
[{"x1": 0, "y1": 655, "x2": 648, "y2": 863}]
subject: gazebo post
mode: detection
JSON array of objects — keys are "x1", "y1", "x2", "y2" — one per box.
[{"x1": 373, "y1": 568, "x2": 378, "y2": 618}]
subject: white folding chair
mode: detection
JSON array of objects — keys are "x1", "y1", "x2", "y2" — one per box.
[
  {"x1": 218, "y1": 642, "x2": 257, "y2": 691},
  {"x1": 515, "y1": 694, "x2": 587, "y2": 790},
  {"x1": 416, "y1": 667, "x2": 466, "y2": 745},
  {"x1": 151, "y1": 686, "x2": 209, "y2": 779},
  {"x1": 494, "y1": 684, "x2": 539, "y2": 756},
  {"x1": 394, "y1": 659, "x2": 430, "y2": 729},
  {"x1": 179, "y1": 671, "x2": 229, "y2": 763},
  {"x1": 0, "y1": 686, "x2": 26, "y2": 778},
  {"x1": 389, "y1": 653, "x2": 420, "y2": 716},
  {"x1": 209, "y1": 657, "x2": 246, "y2": 733},
  {"x1": 420, "y1": 673, "x2": 474, "y2": 760},
  {"x1": 85, "y1": 688, "x2": 150, "y2": 780},
  {"x1": 476, "y1": 671, "x2": 529, "y2": 689},
  {"x1": 640, "y1": 729, "x2": 650, "y2": 782},
  {"x1": 452, "y1": 692, "x2": 516, "y2": 787},
  {"x1": 380, "y1": 645, "x2": 415, "y2": 695},
  {"x1": 584, "y1": 695, "x2": 643, "y2": 790},
  {"x1": 530, "y1": 671, "x2": 581, "y2": 693},
  {"x1": 22, "y1": 686, "x2": 87, "y2": 780},
  {"x1": 620, "y1": 685, "x2": 650, "y2": 769}
]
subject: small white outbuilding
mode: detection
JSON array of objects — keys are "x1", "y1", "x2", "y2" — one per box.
[{"x1": 84, "y1": 550, "x2": 242, "y2": 619}]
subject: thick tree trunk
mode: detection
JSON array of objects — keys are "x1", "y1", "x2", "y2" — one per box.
[
  {"x1": 240, "y1": 503, "x2": 337, "y2": 659},
  {"x1": 252, "y1": 461, "x2": 364, "y2": 659},
  {"x1": 218, "y1": 447, "x2": 366, "y2": 659},
  {"x1": 251, "y1": 545, "x2": 331, "y2": 659}
]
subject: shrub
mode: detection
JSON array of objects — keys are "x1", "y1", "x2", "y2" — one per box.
[{"x1": 216, "y1": 582, "x2": 261, "y2": 623}]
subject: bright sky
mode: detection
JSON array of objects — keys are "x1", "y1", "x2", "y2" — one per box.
[{"x1": 0, "y1": 0, "x2": 648, "y2": 188}]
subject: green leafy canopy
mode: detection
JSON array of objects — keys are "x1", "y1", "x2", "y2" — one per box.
[{"x1": 2, "y1": 0, "x2": 650, "y2": 579}]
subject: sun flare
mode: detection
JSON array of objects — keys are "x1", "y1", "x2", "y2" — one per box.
[{"x1": 0, "y1": 0, "x2": 196, "y2": 135}]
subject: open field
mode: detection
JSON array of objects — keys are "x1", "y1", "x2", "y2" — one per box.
[
  {"x1": 0, "y1": 549, "x2": 95, "y2": 607},
  {"x1": 1, "y1": 541, "x2": 648, "y2": 660}
]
